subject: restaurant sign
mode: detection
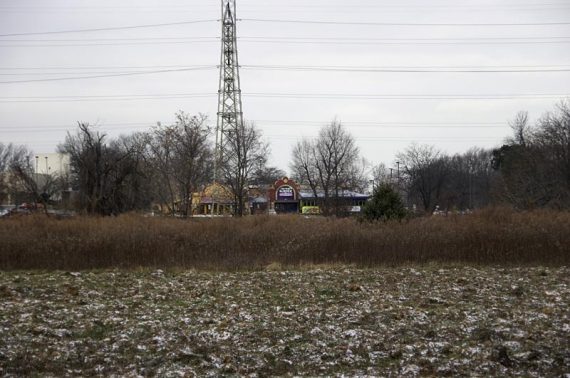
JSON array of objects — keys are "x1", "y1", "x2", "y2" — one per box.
[{"x1": 276, "y1": 185, "x2": 295, "y2": 201}]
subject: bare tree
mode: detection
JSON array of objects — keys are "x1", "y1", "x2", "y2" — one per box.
[
  {"x1": 492, "y1": 101, "x2": 570, "y2": 208},
  {"x1": 146, "y1": 123, "x2": 179, "y2": 214},
  {"x1": 0, "y1": 143, "x2": 17, "y2": 204},
  {"x1": 108, "y1": 133, "x2": 152, "y2": 213},
  {"x1": 371, "y1": 163, "x2": 392, "y2": 188},
  {"x1": 397, "y1": 144, "x2": 450, "y2": 212},
  {"x1": 290, "y1": 138, "x2": 320, "y2": 198},
  {"x1": 290, "y1": 120, "x2": 361, "y2": 215},
  {"x1": 0, "y1": 143, "x2": 64, "y2": 215},
  {"x1": 344, "y1": 157, "x2": 370, "y2": 194},
  {"x1": 506, "y1": 111, "x2": 532, "y2": 147},
  {"x1": 59, "y1": 123, "x2": 144, "y2": 215},
  {"x1": 146, "y1": 112, "x2": 213, "y2": 216},
  {"x1": 443, "y1": 148, "x2": 494, "y2": 210},
  {"x1": 173, "y1": 113, "x2": 213, "y2": 216},
  {"x1": 220, "y1": 121, "x2": 268, "y2": 216},
  {"x1": 535, "y1": 101, "x2": 570, "y2": 194},
  {"x1": 1, "y1": 143, "x2": 35, "y2": 205},
  {"x1": 251, "y1": 165, "x2": 286, "y2": 187},
  {"x1": 315, "y1": 121, "x2": 359, "y2": 210}
]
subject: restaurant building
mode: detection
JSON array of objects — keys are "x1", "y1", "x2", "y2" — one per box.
[
  {"x1": 192, "y1": 177, "x2": 370, "y2": 216},
  {"x1": 268, "y1": 177, "x2": 369, "y2": 215},
  {"x1": 267, "y1": 177, "x2": 302, "y2": 214}
]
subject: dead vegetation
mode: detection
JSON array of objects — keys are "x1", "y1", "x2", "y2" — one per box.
[{"x1": 0, "y1": 207, "x2": 569, "y2": 270}]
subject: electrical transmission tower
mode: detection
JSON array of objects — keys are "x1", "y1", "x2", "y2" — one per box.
[{"x1": 214, "y1": 0, "x2": 244, "y2": 181}]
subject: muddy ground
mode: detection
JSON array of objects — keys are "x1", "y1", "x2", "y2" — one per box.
[{"x1": 0, "y1": 267, "x2": 568, "y2": 376}]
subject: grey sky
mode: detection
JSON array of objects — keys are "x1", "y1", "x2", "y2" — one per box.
[{"x1": 1, "y1": 0, "x2": 569, "y2": 173}]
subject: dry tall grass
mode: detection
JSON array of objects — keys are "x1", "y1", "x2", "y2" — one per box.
[{"x1": 0, "y1": 207, "x2": 568, "y2": 270}]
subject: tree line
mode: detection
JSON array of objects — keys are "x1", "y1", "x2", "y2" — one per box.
[
  {"x1": 57, "y1": 112, "x2": 281, "y2": 216},
  {"x1": 1, "y1": 100, "x2": 568, "y2": 216},
  {"x1": 1, "y1": 112, "x2": 281, "y2": 216},
  {"x1": 369, "y1": 101, "x2": 569, "y2": 213}
]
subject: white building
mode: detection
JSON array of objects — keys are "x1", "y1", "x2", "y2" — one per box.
[{"x1": 33, "y1": 153, "x2": 70, "y2": 176}]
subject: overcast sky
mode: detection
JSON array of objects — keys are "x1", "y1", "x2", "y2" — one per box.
[{"x1": 0, "y1": 0, "x2": 569, "y2": 173}]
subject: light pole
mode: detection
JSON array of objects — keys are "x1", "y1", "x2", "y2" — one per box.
[{"x1": 396, "y1": 161, "x2": 400, "y2": 181}]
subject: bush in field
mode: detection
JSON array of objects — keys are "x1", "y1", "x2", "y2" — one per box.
[
  {"x1": 362, "y1": 183, "x2": 406, "y2": 222},
  {"x1": 0, "y1": 207, "x2": 569, "y2": 270}
]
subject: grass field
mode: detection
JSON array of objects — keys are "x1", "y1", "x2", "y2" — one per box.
[{"x1": 1, "y1": 267, "x2": 568, "y2": 376}]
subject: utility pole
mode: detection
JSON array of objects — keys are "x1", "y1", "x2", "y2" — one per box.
[
  {"x1": 213, "y1": 0, "x2": 244, "y2": 215},
  {"x1": 396, "y1": 161, "x2": 400, "y2": 190},
  {"x1": 396, "y1": 161, "x2": 400, "y2": 181}
]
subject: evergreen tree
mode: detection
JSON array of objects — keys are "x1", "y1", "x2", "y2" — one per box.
[{"x1": 362, "y1": 183, "x2": 406, "y2": 222}]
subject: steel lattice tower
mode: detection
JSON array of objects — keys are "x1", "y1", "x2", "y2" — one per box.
[{"x1": 214, "y1": 0, "x2": 244, "y2": 180}]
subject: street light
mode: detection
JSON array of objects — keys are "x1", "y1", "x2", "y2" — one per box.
[{"x1": 396, "y1": 161, "x2": 400, "y2": 181}]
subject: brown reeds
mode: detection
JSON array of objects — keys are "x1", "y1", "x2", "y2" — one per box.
[{"x1": 0, "y1": 207, "x2": 568, "y2": 270}]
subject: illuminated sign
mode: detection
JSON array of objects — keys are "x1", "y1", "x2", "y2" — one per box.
[{"x1": 276, "y1": 185, "x2": 295, "y2": 201}]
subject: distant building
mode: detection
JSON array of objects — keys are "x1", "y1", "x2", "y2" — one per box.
[
  {"x1": 193, "y1": 183, "x2": 235, "y2": 215},
  {"x1": 188, "y1": 177, "x2": 370, "y2": 217},
  {"x1": 1, "y1": 152, "x2": 71, "y2": 207},
  {"x1": 268, "y1": 177, "x2": 369, "y2": 215},
  {"x1": 33, "y1": 153, "x2": 70, "y2": 176},
  {"x1": 267, "y1": 177, "x2": 302, "y2": 214}
]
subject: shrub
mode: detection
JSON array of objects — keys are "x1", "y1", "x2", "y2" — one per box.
[
  {"x1": 0, "y1": 207, "x2": 568, "y2": 270},
  {"x1": 361, "y1": 184, "x2": 406, "y2": 222}
]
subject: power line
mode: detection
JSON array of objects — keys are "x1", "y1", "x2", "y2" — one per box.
[
  {"x1": 0, "y1": 92, "x2": 567, "y2": 103},
  {"x1": 0, "y1": 120, "x2": 510, "y2": 131},
  {"x1": 241, "y1": 18, "x2": 570, "y2": 27},
  {"x1": 241, "y1": 64, "x2": 570, "y2": 73},
  {"x1": 255, "y1": 120, "x2": 508, "y2": 125},
  {"x1": 1, "y1": 64, "x2": 567, "y2": 84},
  {"x1": 240, "y1": 39, "x2": 570, "y2": 46},
  {"x1": 2, "y1": 37, "x2": 570, "y2": 47},
  {"x1": 0, "y1": 41, "x2": 219, "y2": 47},
  {"x1": 2, "y1": 36, "x2": 570, "y2": 42},
  {"x1": 0, "y1": 3, "x2": 567, "y2": 9},
  {"x1": 2, "y1": 64, "x2": 569, "y2": 71},
  {"x1": 0, "y1": 64, "x2": 216, "y2": 70},
  {"x1": 246, "y1": 93, "x2": 569, "y2": 100},
  {"x1": 0, "y1": 69, "x2": 215, "y2": 76},
  {"x1": 241, "y1": 36, "x2": 570, "y2": 41},
  {"x1": 0, "y1": 2, "x2": 568, "y2": 9},
  {"x1": 2, "y1": 136, "x2": 505, "y2": 146},
  {"x1": 0, "y1": 67, "x2": 217, "y2": 84},
  {"x1": 0, "y1": 125, "x2": 506, "y2": 141},
  {"x1": 1, "y1": 65, "x2": 567, "y2": 77},
  {"x1": 263, "y1": 135, "x2": 501, "y2": 141},
  {"x1": 0, "y1": 37, "x2": 219, "y2": 42},
  {"x1": 0, "y1": 20, "x2": 217, "y2": 38}
]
